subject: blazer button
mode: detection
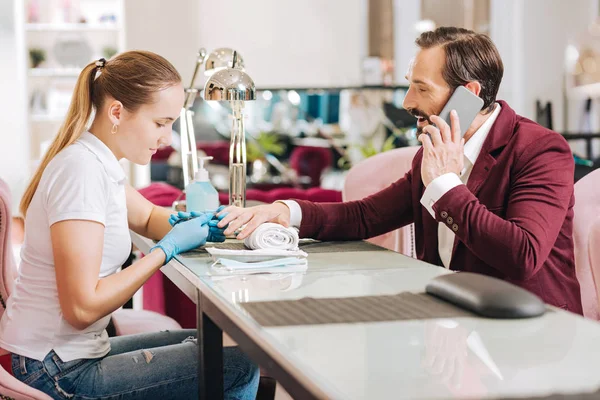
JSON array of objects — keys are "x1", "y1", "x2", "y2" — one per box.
[
  {"x1": 441, "y1": 211, "x2": 448, "y2": 219},
  {"x1": 447, "y1": 217, "x2": 453, "y2": 224},
  {"x1": 452, "y1": 224, "x2": 459, "y2": 232}
]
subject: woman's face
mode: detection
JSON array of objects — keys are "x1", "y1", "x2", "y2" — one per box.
[{"x1": 117, "y1": 83, "x2": 185, "y2": 165}]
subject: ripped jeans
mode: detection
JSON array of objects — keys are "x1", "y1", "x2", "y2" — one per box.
[{"x1": 11, "y1": 329, "x2": 260, "y2": 400}]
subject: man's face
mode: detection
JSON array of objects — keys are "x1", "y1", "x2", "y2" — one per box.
[{"x1": 402, "y1": 46, "x2": 452, "y2": 135}]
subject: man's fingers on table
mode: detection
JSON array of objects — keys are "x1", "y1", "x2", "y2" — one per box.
[
  {"x1": 223, "y1": 212, "x2": 254, "y2": 235},
  {"x1": 236, "y1": 215, "x2": 267, "y2": 239},
  {"x1": 218, "y1": 209, "x2": 243, "y2": 228}
]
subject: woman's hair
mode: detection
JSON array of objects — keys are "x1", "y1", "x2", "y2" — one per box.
[{"x1": 20, "y1": 50, "x2": 181, "y2": 216}]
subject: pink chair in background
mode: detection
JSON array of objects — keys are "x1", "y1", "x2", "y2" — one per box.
[
  {"x1": 342, "y1": 146, "x2": 420, "y2": 256},
  {"x1": 573, "y1": 169, "x2": 600, "y2": 320},
  {"x1": 0, "y1": 178, "x2": 180, "y2": 397}
]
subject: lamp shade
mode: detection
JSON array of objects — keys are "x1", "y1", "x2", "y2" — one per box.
[
  {"x1": 204, "y1": 48, "x2": 245, "y2": 76},
  {"x1": 203, "y1": 68, "x2": 256, "y2": 101}
]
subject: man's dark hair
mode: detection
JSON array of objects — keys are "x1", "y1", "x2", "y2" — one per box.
[{"x1": 416, "y1": 27, "x2": 503, "y2": 113}]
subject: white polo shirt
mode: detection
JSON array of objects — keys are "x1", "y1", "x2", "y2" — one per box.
[{"x1": 0, "y1": 132, "x2": 131, "y2": 362}]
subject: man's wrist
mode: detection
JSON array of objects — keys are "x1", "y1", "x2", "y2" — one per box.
[
  {"x1": 420, "y1": 173, "x2": 463, "y2": 218},
  {"x1": 276, "y1": 200, "x2": 301, "y2": 228}
]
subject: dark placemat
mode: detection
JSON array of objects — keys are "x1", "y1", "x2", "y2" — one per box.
[
  {"x1": 241, "y1": 292, "x2": 475, "y2": 327},
  {"x1": 298, "y1": 240, "x2": 386, "y2": 253}
]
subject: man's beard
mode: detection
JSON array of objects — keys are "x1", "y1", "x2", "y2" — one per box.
[{"x1": 406, "y1": 107, "x2": 433, "y2": 136}]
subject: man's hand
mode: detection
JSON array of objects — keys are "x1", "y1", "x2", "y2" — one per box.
[
  {"x1": 217, "y1": 202, "x2": 292, "y2": 240},
  {"x1": 418, "y1": 110, "x2": 465, "y2": 187}
]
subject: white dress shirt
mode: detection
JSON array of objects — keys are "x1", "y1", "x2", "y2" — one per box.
[{"x1": 281, "y1": 104, "x2": 501, "y2": 269}]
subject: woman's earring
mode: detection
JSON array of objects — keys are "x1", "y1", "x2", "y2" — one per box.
[{"x1": 111, "y1": 124, "x2": 118, "y2": 135}]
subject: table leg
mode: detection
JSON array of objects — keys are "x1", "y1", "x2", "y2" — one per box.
[{"x1": 197, "y1": 288, "x2": 224, "y2": 400}]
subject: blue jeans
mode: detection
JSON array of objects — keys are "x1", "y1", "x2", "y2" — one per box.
[{"x1": 11, "y1": 329, "x2": 259, "y2": 400}]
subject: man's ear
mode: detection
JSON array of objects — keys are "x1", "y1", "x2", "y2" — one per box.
[
  {"x1": 465, "y1": 81, "x2": 482, "y2": 97},
  {"x1": 107, "y1": 99, "x2": 124, "y2": 126}
]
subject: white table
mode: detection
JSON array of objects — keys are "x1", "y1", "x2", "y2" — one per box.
[{"x1": 131, "y1": 232, "x2": 600, "y2": 400}]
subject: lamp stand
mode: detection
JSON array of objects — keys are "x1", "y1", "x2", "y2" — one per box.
[
  {"x1": 180, "y1": 49, "x2": 207, "y2": 188},
  {"x1": 229, "y1": 100, "x2": 247, "y2": 207}
]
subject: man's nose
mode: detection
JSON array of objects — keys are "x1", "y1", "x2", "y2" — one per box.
[{"x1": 403, "y1": 86, "x2": 417, "y2": 111}]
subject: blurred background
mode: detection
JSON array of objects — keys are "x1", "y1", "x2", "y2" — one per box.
[{"x1": 3, "y1": 0, "x2": 600, "y2": 213}]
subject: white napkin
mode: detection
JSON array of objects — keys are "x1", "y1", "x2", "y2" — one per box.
[
  {"x1": 206, "y1": 223, "x2": 305, "y2": 274},
  {"x1": 210, "y1": 257, "x2": 308, "y2": 275},
  {"x1": 205, "y1": 247, "x2": 308, "y2": 263},
  {"x1": 243, "y1": 223, "x2": 300, "y2": 251}
]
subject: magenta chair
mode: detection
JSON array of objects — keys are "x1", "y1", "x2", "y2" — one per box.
[
  {"x1": 289, "y1": 146, "x2": 333, "y2": 187},
  {"x1": 0, "y1": 179, "x2": 180, "y2": 398},
  {"x1": 342, "y1": 146, "x2": 420, "y2": 256},
  {"x1": 573, "y1": 169, "x2": 600, "y2": 319}
]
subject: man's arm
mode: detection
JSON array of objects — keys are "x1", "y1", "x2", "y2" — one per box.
[
  {"x1": 432, "y1": 135, "x2": 574, "y2": 280},
  {"x1": 219, "y1": 160, "x2": 417, "y2": 240},
  {"x1": 296, "y1": 170, "x2": 415, "y2": 240}
]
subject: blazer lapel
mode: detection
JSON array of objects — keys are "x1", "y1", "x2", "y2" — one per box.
[{"x1": 466, "y1": 152, "x2": 496, "y2": 196}]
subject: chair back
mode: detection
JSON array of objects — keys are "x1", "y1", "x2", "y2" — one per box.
[
  {"x1": 289, "y1": 146, "x2": 333, "y2": 187},
  {"x1": 574, "y1": 169, "x2": 600, "y2": 319},
  {"x1": 0, "y1": 178, "x2": 17, "y2": 325},
  {"x1": 342, "y1": 146, "x2": 419, "y2": 256}
]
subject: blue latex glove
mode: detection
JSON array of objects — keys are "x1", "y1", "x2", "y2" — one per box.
[
  {"x1": 168, "y1": 206, "x2": 227, "y2": 243},
  {"x1": 151, "y1": 212, "x2": 212, "y2": 264}
]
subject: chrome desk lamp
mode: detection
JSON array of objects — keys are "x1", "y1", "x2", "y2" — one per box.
[
  {"x1": 179, "y1": 48, "x2": 247, "y2": 189},
  {"x1": 204, "y1": 51, "x2": 256, "y2": 207}
]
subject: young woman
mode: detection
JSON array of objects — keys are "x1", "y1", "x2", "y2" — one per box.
[{"x1": 0, "y1": 51, "x2": 259, "y2": 399}]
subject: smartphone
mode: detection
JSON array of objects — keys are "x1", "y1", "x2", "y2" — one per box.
[{"x1": 436, "y1": 86, "x2": 484, "y2": 137}]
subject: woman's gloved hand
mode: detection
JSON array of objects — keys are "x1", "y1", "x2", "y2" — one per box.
[
  {"x1": 151, "y1": 213, "x2": 212, "y2": 264},
  {"x1": 168, "y1": 206, "x2": 227, "y2": 243}
]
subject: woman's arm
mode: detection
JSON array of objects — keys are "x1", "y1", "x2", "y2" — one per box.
[
  {"x1": 51, "y1": 219, "x2": 165, "y2": 330},
  {"x1": 125, "y1": 184, "x2": 174, "y2": 241}
]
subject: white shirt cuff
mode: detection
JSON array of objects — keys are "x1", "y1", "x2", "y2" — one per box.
[
  {"x1": 276, "y1": 200, "x2": 302, "y2": 228},
  {"x1": 420, "y1": 173, "x2": 463, "y2": 218}
]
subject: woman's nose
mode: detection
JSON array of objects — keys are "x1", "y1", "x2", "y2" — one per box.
[{"x1": 159, "y1": 131, "x2": 173, "y2": 147}]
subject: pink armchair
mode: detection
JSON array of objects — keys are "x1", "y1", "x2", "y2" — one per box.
[
  {"x1": 573, "y1": 169, "x2": 600, "y2": 319},
  {"x1": 342, "y1": 146, "x2": 420, "y2": 256}
]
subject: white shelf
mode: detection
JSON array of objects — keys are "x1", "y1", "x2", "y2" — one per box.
[
  {"x1": 28, "y1": 68, "x2": 81, "y2": 77},
  {"x1": 25, "y1": 23, "x2": 120, "y2": 32}
]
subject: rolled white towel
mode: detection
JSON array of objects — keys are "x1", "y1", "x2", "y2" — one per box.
[{"x1": 244, "y1": 223, "x2": 299, "y2": 251}]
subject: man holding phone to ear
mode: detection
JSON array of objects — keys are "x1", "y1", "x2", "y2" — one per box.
[{"x1": 217, "y1": 27, "x2": 583, "y2": 314}]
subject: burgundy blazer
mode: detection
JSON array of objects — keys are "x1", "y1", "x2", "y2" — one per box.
[{"x1": 297, "y1": 101, "x2": 583, "y2": 314}]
